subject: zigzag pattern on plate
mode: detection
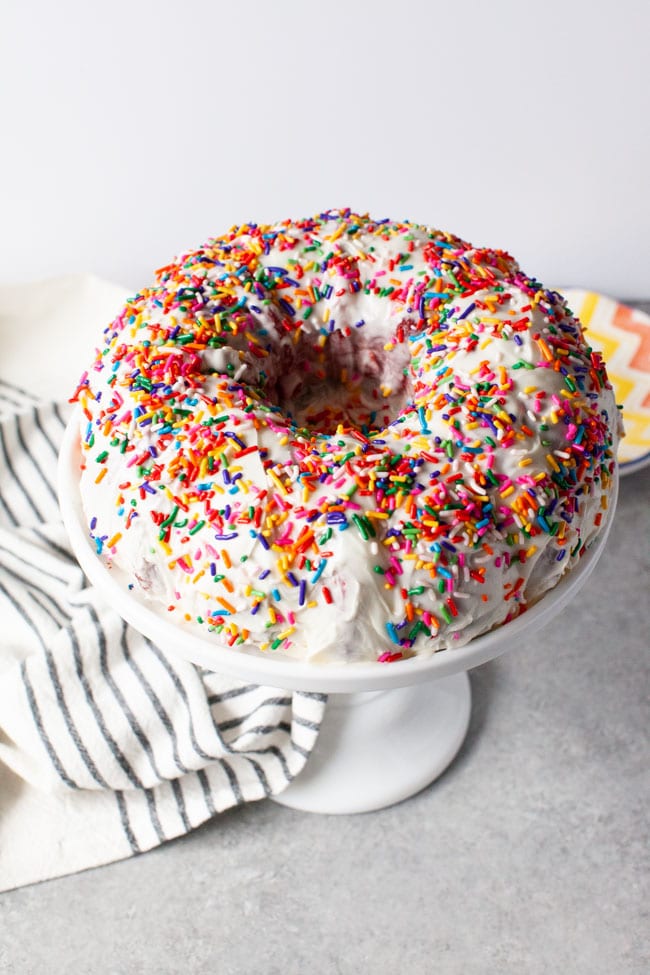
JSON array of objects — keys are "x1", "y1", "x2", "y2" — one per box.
[{"x1": 560, "y1": 289, "x2": 650, "y2": 469}]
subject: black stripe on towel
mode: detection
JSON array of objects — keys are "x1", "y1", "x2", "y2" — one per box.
[
  {"x1": 120, "y1": 627, "x2": 191, "y2": 776},
  {"x1": 32, "y1": 405, "x2": 62, "y2": 459},
  {"x1": 31, "y1": 526, "x2": 78, "y2": 565},
  {"x1": 145, "y1": 639, "x2": 221, "y2": 763},
  {"x1": 246, "y1": 757, "x2": 271, "y2": 797},
  {"x1": 13, "y1": 412, "x2": 57, "y2": 502},
  {"x1": 20, "y1": 661, "x2": 79, "y2": 790},
  {"x1": 93, "y1": 614, "x2": 166, "y2": 784},
  {"x1": 196, "y1": 769, "x2": 217, "y2": 817},
  {"x1": 115, "y1": 792, "x2": 140, "y2": 854},
  {"x1": 144, "y1": 789, "x2": 165, "y2": 843},
  {"x1": 220, "y1": 760, "x2": 243, "y2": 805},
  {"x1": 67, "y1": 618, "x2": 146, "y2": 790},
  {"x1": 0, "y1": 422, "x2": 46, "y2": 523},
  {"x1": 170, "y1": 778, "x2": 191, "y2": 831},
  {"x1": 0, "y1": 378, "x2": 40, "y2": 403},
  {"x1": 44, "y1": 630, "x2": 111, "y2": 789}
]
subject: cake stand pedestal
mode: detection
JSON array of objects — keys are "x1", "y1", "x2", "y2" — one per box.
[{"x1": 274, "y1": 674, "x2": 471, "y2": 814}]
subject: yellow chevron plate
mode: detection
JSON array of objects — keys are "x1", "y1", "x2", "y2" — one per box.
[{"x1": 559, "y1": 289, "x2": 650, "y2": 474}]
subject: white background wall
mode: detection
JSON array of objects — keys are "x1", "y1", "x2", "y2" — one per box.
[{"x1": 2, "y1": 0, "x2": 649, "y2": 297}]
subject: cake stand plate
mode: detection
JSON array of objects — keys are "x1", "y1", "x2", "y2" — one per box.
[{"x1": 57, "y1": 413, "x2": 617, "y2": 815}]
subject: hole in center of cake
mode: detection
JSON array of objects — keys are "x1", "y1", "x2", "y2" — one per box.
[{"x1": 275, "y1": 331, "x2": 413, "y2": 435}]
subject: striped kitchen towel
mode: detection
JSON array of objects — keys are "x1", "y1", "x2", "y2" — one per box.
[{"x1": 0, "y1": 279, "x2": 325, "y2": 893}]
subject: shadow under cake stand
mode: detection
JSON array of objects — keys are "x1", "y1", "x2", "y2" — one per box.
[{"x1": 58, "y1": 417, "x2": 617, "y2": 814}]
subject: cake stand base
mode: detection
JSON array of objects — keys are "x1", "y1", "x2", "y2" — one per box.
[{"x1": 273, "y1": 671, "x2": 471, "y2": 815}]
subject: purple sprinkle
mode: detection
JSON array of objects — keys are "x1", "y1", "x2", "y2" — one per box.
[
  {"x1": 214, "y1": 532, "x2": 238, "y2": 540},
  {"x1": 327, "y1": 511, "x2": 347, "y2": 524},
  {"x1": 299, "y1": 579, "x2": 306, "y2": 606},
  {"x1": 257, "y1": 532, "x2": 270, "y2": 550},
  {"x1": 90, "y1": 516, "x2": 97, "y2": 530}
]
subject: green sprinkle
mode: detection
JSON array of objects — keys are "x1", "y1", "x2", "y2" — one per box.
[
  {"x1": 161, "y1": 505, "x2": 179, "y2": 529},
  {"x1": 352, "y1": 514, "x2": 369, "y2": 540}
]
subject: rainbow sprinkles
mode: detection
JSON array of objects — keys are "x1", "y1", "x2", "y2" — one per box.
[{"x1": 72, "y1": 210, "x2": 621, "y2": 663}]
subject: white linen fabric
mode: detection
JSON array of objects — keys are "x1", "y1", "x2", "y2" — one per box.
[{"x1": 0, "y1": 278, "x2": 325, "y2": 892}]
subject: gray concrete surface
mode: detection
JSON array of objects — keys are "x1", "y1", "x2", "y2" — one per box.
[{"x1": 1, "y1": 411, "x2": 649, "y2": 973}]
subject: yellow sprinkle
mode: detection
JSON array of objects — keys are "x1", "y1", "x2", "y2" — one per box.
[
  {"x1": 268, "y1": 470, "x2": 288, "y2": 495},
  {"x1": 500, "y1": 485, "x2": 515, "y2": 498},
  {"x1": 546, "y1": 453, "x2": 560, "y2": 473},
  {"x1": 95, "y1": 467, "x2": 107, "y2": 484},
  {"x1": 518, "y1": 458, "x2": 533, "y2": 467},
  {"x1": 106, "y1": 532, "x2": 122, "y2": 548}
]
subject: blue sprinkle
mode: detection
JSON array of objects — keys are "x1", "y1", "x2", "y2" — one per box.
[
  {"x1": 311, "y1": 561, "x2": 326, "y2": 584},
  {"x1": 386, "y1": 622, "x2": 401, "y2": 645}
]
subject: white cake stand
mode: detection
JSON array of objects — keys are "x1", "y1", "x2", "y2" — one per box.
[{"x1": 58, "y1": 417, "x2": 617, "y2": 814}]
